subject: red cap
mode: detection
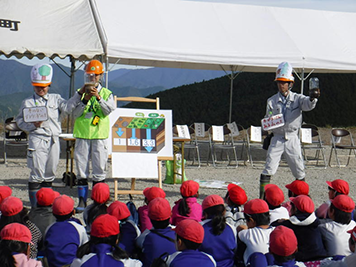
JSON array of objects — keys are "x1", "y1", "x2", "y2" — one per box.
[
  {"x1": 0, "y1": 196, "x2": 23, "y2": 216},
  {"x1": 270, "y1": 225, "x2": 298, "y2": 256},
  {"x1": 326, "y1": 179, "x2": 349, "y2": 195},
  {"x1": 174, "y1": 219, "x2": 204, "y2": 243},
  {"x1": 91, "y1": 183, "x2": 110, "y2": 204},
  {"x1": 91, "y1": 214, "x2": 120, "y2": 237},
  {"x1": 347, "y1": 226, "x2": 356, "y2": 242},
  {"x1": 148, "y1": 197, "x2": 171, "y2": 221},
  {"x1": 290, "y1": 195, "x2": 315, "y2": 213},
  {"x1": 107, "y1": 201, "x2": 131, "y2": 221},
  {"x1": 52, "y1": 195, "x2": 74, "y2": 216},
  {"x1": 1, "y1": 223, "x2": 32, "y2": 243},
  {"x1": 180, "y1": 180, "x2": 199, "y2": 197},
  {"x1": 143, "y1": 187, "x2": 166, "y2": 202},
  {"x1": 244, "y1": 199, "x2": 269, "y2": 214},
  {"x1": 36, "y1": 188, "x2": 58, "y2": 206},
  {"x1": 202, "y1": 195, "x2": 224, "y2": 210},
  {"x1": 0, "y1": 186, "x2": 12, "y2": 203},
  {"x1": 331, "y1": 195, "x2": 355, "y2": 213},
  {"x1": 228, "y1": 184, "x2": 247, "y2": 205},
  {"x1": 285, "y1": 180, "x2": 309, "y2": 196},
  {"x1": 265, "y1": 184, "x2": 284, "y2": 206}
]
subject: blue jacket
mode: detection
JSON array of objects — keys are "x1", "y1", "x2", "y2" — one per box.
[
  {"x1": 166, "y1": 249, "x2": 216, "y2": 267},
  {"x1": 119, "y1": 220, "x2": 140, "y2": 256}
]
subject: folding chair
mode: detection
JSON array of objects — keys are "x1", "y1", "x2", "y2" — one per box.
[
  {"x1": 246, "y1": 126, "x2": 268, "y2": 168},
  {"x1": 328, "y1": 128, "x2": 356, "y2": 167},
  {"x1": 3, "y1": 117, "x2": 28, "y2": 165},
  {"x1": 190, "y1": 122, "x2": 211, "y2": 165},
  {"x1": 300, "y1": 124, "x2": 327, "y2": 168},
  {"x1": 175, "y1": 125, "x2": 201, "y2": 167}
]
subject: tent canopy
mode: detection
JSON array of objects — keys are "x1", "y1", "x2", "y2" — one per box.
[
  {"x1": 93, "y1": 0, "x2": 356, "y2": 73},
  {"x1": 0, "y1": 0, "x2": 103, "y2": 61}
]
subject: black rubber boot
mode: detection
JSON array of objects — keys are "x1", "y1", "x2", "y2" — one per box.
[
  {"x1": 75, "y1": 179, "x2": 88, "y2": 213},
  {"x1": 259, "y1": 174, "x2": 271, "y2": 199},
  {"x1": 92, "y1": 179, "x2": 105, "y2": 188},
  {"x1": 28, "y1": 182, "x2": 41, "y2": 207}
]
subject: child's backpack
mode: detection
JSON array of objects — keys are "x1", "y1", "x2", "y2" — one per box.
[
  {"x1": 126, "y1": 195, "x2": 139, "y2": 225},
  {"x1": 151, "y1": 252, "x2": 169, "y2": 267}
]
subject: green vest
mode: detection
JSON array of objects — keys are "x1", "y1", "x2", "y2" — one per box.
[{"x1": 73, "y1": 87, "x2": 113, "y2": 139}]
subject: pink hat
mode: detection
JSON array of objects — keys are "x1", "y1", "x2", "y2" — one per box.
[
  {"x1": 143, "y1": 187, "x2": 166, "y2": 202},
  {"x1": 228, "y1": 184, "x2": 247, "y2": 205},
  {"x1": 91, "y1": 214, "x2": 120, "y2": 238},
  {"x1": 0, "y1": 196, "x2": 23, "y2": 216},
  {"x1": 148, "y1": 197, "x2": 171, "y2": 221},
  {"x1": 244, "y1": 199, "x2": 269, "y2": 214},
  {"x1": 1, "y1": 223, "x2": 32, "y2": 243},
  {"x1": 91, "y1": 183, "x2": 110, "y2": 204},
  {"x1": 36, "y1": 188, "x2": 59, "y2": 206},
  {"x1": 174, "y1": 219, "x2": 204, "y2": 243},
  {"x1": 107, "y1": 201, "x2": 131, "y2": 221},
  {"x1": 0, "y1": 186, "x2": 12, "y2": 203},
  {"x1": 180, "y1": 180, "x2": 199, "y2": 197},
  {"x1": 331, "y1": 195, "x2": 355, "y2": 213},
  {"x1": 290, "y1": 195, "x2": 315, "y2": 214},
  {"x1": 202, "y1": 195, "x2": 224, "y2": 210},
  {"x1": 265, "y1": 184, "x2": 284, "y2": 206},
  {"x1": 326, "y1": 179, "x2": 349, "y2": 195},
  {"x1": 270, "y1": 226, "x2": 298, "y2": 256},
  {"x1": 52, "y1": 195, "x2": 74, "y2": 216},
  {"x1": 347, "y1": 226, "x2": 356, "y2": 242},
  {"x1": 285, "y1": 180, "x2": 309, "y2": 196}
]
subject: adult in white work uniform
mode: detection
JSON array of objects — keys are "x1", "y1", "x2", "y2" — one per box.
[
  {"x1": 259, "y1": 62, "x2": 320, "y2": 198},
  {"x1": 16, "y1": 64, "x2": 81, "y2": 207},
  {"x1": 72, "y1": 60, "x2": 116, "y2": 212}
]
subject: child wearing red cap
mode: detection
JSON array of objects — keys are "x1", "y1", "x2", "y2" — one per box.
[
  {"x1": 164, "y1": 219, "x2": 216, "y2": 267},
  {"x1": 170, "y1": 180, "x2": 202, "y2": 226},
  {"x1": 136, "y1": 197, "x2": 176, "y2": 267},
  {"x1": 0, "y1": 196, "x2": 42, "y2": 260},
  {"x1": 199, "y1": 194, "x2": 237, "y2": 267},
  {"x1": 264, "y1": 184, "x2": 289, "y2": 224},
  {"x1": 236, "y1": 199, "x2": 274, "y2": 266},
  {"x1": 282, "y1": 180, "x2": 310, "y2": 216},
  {"x1": 108, "y1": 200, "x2": 141, "y2": 257},
  {"x1": 138, "y1": 186, "x2": 166, "y2": 232},
  {"x1": 0, "y1": 185, "x2": 12, "y2": 205},
  {"x1": 71, "y1": 214, "x2": 142, "y2": 267},
  {"x1": 224, "y1": 184, "x2": 247, "y2": 228},
  {"x1": 83, "y1": 182, "x2": 110, "y2": 234},
  {"x1": 44, "y1": 195, "x2": 88, "y2": 267},
  {"x1": 0, "y1": 223, "x2": 42, "y2": 267},
  {"x1": 272, "y1": 195, "x2": 327, "y2": 261},
  {"x1": 319, "y1": 194, "x2": 356, "y2": 257}
]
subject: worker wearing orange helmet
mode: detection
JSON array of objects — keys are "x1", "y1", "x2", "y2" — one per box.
[
  {"x1": 72, "y1": 59, "x2": 116, "y2": 213},
  {"x1": 259, "y1": 62, "x2": 320, "y2": 199}
]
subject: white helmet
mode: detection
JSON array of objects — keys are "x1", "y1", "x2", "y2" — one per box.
[
  {"x1": 31, "y1": 63, "x2": 53, "y2": 87},
  {"x1": 275, "y1": 62, "x2": 294, "y2": 82}
]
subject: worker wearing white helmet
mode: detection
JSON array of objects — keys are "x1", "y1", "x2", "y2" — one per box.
[
  {"x1": 259, "y1": 62, "x2": 320, "y2": 199},
  {"x1": 16, "y1": 63, "x2": 81, "y2": 207}
]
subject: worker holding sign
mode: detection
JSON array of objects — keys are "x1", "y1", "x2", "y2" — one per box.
[
  {"x1": 16, "y1": 63, "x2": 81, "y2": 207},
  {"x1": 259, "y1": 62, "x2": 320, "y2": 198}
]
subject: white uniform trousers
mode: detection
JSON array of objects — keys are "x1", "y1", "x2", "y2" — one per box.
[
  {"x1": 262, "y1": 134, "x2": 305, "y2": 179},
  {"x1": 27, "y1": 135, "x2": 59, "y2": 183},
  {"x1": 74, "y1": 138, "x2": 108, "y2": 181}
]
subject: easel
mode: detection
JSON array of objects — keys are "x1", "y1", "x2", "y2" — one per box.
[{"x1": 113, "y1": 96, "x2": 172, "y2": 200}]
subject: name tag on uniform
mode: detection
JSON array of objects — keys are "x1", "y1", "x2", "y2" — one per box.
[
  {"x1": 23, "y1": 107, "x2": 48, "y2": 122},
  {"x1": 85, "y1": 112, "x2": 93, "y2": 119},
  {"x1": 261, "y1": 114, "x2": 285, "y2": 131}
]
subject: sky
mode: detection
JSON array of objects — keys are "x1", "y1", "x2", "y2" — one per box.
[{"x1": 3, "y1": 0, "x2": 355, "y2": 68}]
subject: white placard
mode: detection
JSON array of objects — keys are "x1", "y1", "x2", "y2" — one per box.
[
  {"x1": 194, "y1": 123, "x2": 205, "y2": 137},
  {"x1": 251, "y1": 126, "x2": 262, "y2": 142},
  {"x1": 212, "y1": 125, "x2": 224, "y2": 141},
  {"x1": 301, "y1": 128, "x2": 312, "y2": 144},
  {"x1": 261, "y1": 114, "x2": 285, "y2": 131},
  {"x1": 23, "y1": 107, "x2": 48, "y2": 122},
  {"x1": 227, "y1": 122, "x2": 240, "y2": 137},
  {"x1": 176, "y1": 125, "x2": 191, "y2": 139},
  {"x1": 112, "y1": 153, "x2": 158, "y2": 178}
]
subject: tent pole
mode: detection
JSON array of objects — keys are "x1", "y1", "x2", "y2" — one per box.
[
  {"x1": 229, "y1": 71, "x2": 234, "y2": 123},
  {"x1": 301, "y1": 68, "x2": 305, "y2": 95},
  {"x1": 67, "y1": 56, "x2": 76, "y2": 133}
]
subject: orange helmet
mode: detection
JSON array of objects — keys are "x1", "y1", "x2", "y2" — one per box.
[{"x1": 85, "y1": 60, "x2": 104, "y2": 74}]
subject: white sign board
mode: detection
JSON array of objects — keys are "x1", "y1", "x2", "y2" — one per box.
[
  {"x1": 301, "y1": 128, "x2": 312, "y2": 144},
  {"x1": 251, "y1": 126, "x2": 262, "y2": 142},
  {"x1": 194, "y1": 123, "x2": 205, "y2": 137},
  {"x1": 227, "y1": 122, "x2": 240, "y2": 137},
  {"x1": 23, "y1": 107, "x2": 48, "y2": 122},
  {"x1": 212, "y1": 125, "x2": 224, "y2": 141},
  {"x1": 112, "y1": 153, "x2": 158, "y2": 178},
  {"x1": 176, "y1": 125, "x2": 191, "y2": 139},
  {"x1": 261, "y1": 114, "x2": 285, "y2": 131}
]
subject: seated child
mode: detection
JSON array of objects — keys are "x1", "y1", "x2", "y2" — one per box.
[
  {"x1": 108, "y1": 200, "x2": 141, "y2": 257},
  {"x1": 224, "y1": 183, "x2": 247, "y2": 228},
  {"x1": 171, "y1": 180, "x2": 202, "y2": 225},
  {"x1": 199, "y1": 194, "x2": 237, "y2": 267},
  {"x1": 282, "y1": 180, "x2": 309, "y2": 215},
  {"x1": 138, "y1": 187, "x2": 166, "y2": 232},
  {"x1": 264, "y1": 184, "x2": 289, "y2": 224},
  {"x1": 44, "y1": 195, "x2": 88, "y2": 267},
  {"x1": 0, "y1": 185, "x2": 12, "y2": 205},
  {"x1": 0, "y1": 223, "x2": 43, "y2": 267},
  {"x1": 165, "y1": 219, "x2": 216, "y2": 267},
  {"x1": 136, "y1": 197, "x2": 176, "y2": 267},
  {"x1": 71, "y1": 214, "x2": 142, "y2": 267}
]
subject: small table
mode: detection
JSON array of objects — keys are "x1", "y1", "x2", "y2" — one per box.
[
  {"x1": 59, "y1": 133, "x2": 76, "y2": 188},
  {"x1": 173, "y1": 137, "x2": 191, "y2": 184}
]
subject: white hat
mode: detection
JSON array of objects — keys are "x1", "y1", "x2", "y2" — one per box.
[
  {"x1": 31, "y1": 63, "x2": 53, "y2": 87},
  {"x1": 275, "y1": 62, "x2": 294, "y2": 82}
]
